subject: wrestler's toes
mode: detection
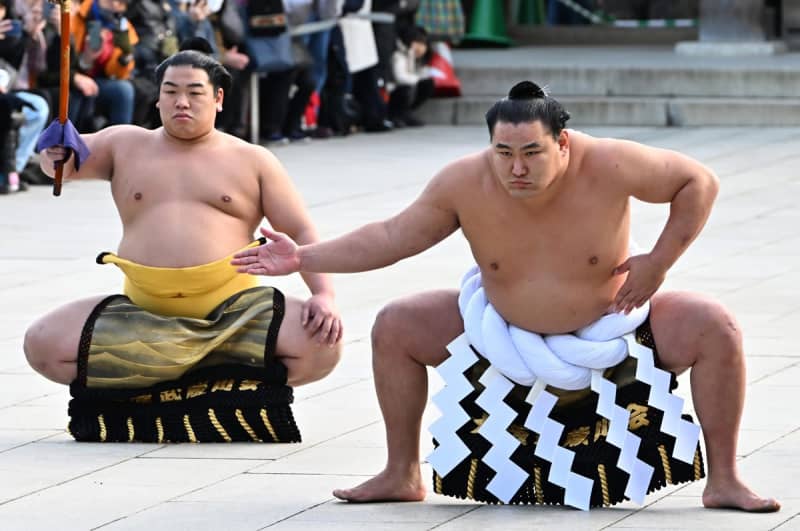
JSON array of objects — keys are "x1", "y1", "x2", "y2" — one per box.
[
  {"x1": 703, "y1": 489, "x2": 781, "y2": 512},
  {"x1": 745, "y1": 498, "x2": 781, "y2": 513},
  {"x1": 332, "y1": 488, "x2": 359, "y2": 501},
  {"x1": 721, "y1": 497, "x2": 781, "y2": 513},
  {"x1": 331, "y1": 474, "x2": 426, "y2": 503}
]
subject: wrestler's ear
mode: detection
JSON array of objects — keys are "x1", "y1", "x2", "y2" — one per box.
[
  {"x1": 558, "y1": 129, "x2": 569, "y2": 155},
  {"x1": 215, "y1": 87, "x2": 224, "y2": 112}
]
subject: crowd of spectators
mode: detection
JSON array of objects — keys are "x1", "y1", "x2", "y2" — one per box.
[{"x1": 1, "y1": 0, "x2": 451, "y2": 195}]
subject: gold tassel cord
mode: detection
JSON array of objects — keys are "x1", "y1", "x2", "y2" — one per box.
[
  {"x1": 260, "y1": 409, "x2": 279, "y2": 442},
  {"x1": 183, "y1": 414, "x2": 198, "y2": 443},
  {"x1": 155, "y1": 417, "x2": 164, "y2": 443},
  {"x1": 534, "y1": 466, "x2": 544, "y2": 504},
  {"x1": 126, "y1": 417, "x2": 135, "y2": 442},
  {"x1": 208, "y1": 409, "x2": 232, "y2": 442},
  {"x1": 693, "y1": 448, "x2": 702, "y2": 480},
  {"x1": 98, "y1": 414, "x2": 107, "y2": 442},
  {"x1": 598, "y1": 464, "x2": 610, "y2": 506},
  {"x1": 235, "y1": 409, "x2": 262, "y2": 442},
  {"x1": 658, "y1": 444, "x2": 673, "y2": 484},
  {"x1": 466, "y1": 459, "x2": 478, "y2": 500}
]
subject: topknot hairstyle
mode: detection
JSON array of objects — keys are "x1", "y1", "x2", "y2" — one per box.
[
  {"x1": 485, "y1": 81, "x2": 571, "y2": 140},
  {"x1": 508, "y1": 80, "x2": 546, "y2": 99}
]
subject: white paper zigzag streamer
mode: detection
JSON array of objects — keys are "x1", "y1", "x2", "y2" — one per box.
[
  {"x1": 428, "y1": 334, "x2": 479, "y2": 476},
  {"x1": 429, "y1": 262, "x2": 701, "y2": 509},
  {"x1": 625, "y1": 336, "x2": 701, "y2": 464},
  {"x1": 590, "y1": 365, "x2": 653, "y2": 504},
  {"x1": 474, "y1": 366, "x2": 528, "y2": 503},
  {"x1": 524, "y1": 382, "x2": 594, "y2": 510}
]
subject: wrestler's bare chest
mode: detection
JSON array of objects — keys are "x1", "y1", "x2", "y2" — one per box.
[
  {"x1": 111, "y1": 143, "x2": 260, "y2": 221},
  {"x1": 459, "y1": 183, "x2": 630, "y2": 333}
]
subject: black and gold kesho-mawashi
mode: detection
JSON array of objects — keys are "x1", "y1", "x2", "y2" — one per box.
[
  {"x1": 67, "y1": 286, "x2": 301, "y2": 443},
  {"x1": 432, "y1": 318, "x2": 705, "y2": 507}
]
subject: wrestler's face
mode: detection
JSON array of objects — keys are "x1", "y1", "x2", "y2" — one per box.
[
  {"x1": 157, "y1": 65, "x2": 223, "y2": 140},
  {"x1": 490, "y1": 120, "x2": 568, "y2": 199}
]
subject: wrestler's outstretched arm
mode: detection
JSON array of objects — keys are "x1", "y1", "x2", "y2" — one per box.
[
  {"x1": 39, "y1": 125, "x2": 135, "y2": 182},
  {"x1": 233, "y1": 163, "x2": 463, "y2": 276},
  {"x1": 589, "y1": 138, "x2": 720, "y2": 313}
]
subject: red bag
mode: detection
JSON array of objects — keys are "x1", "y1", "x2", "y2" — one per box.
[
  {"x1": 304, "y1": 91, "x2": 320, "y2": 129},
  {"x1": 427, "y1": 42, "x2": 461, "y2": 97}
]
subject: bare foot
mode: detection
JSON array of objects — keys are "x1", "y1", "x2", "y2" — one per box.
[
  {"x1": 333, "y1": 469, "x2": 426, "y2": 503},
  {"x1": 703, "y1": 481, "x2": 781, "y2": 513}
]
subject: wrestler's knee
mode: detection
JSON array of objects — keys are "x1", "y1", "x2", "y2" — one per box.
[
  {"x1": 670, "y1": 295, "x2": 743, "y2": 358},
  {"x1": 23, "y1": 323, "x2": 56, "y2": 377},
  {"x1": 286, "y1": 341, "x2": 342, "y2": 386},
  {"x1": 702, "y1": 301, "x2": 743, "y2": 354},
  {"x1": 371, "y1": 300, "x2": 414, "y2": 351},
  {"x1": 316, "y1": 341, "x2": 342, "y2": 380}
]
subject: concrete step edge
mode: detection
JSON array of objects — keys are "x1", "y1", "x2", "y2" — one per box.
[
  {"x1": 417, "y1": 97, "x2": 800, "y2": 127},
  {"x1": 433, "y1": 96, "x2": 800, "y2": 104},
  {"x1": 453, "y1": 69, "x2": 800, "y2": 98}
]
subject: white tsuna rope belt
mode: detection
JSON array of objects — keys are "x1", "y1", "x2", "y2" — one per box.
[{"x1": 428, "y1": 265, "x2": 700, "y2": 510}]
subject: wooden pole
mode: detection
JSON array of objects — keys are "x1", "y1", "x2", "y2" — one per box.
[{"x1": 53, "y1": 0, "x2": 71, "y2": 196}]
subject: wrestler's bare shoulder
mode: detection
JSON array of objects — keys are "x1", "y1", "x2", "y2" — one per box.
[
  {"x1": 111, "y1": 127, "x2": 266, "y2": 158},
  {"x1": 101, "y1": 124, "x2": 149, "y2": 138},
  {"x1": 84, "y1": 124, "x2": 149, "y2": 148},
  {"x1": 563, "y1": 130, "x2": 636, "y2": 187},
  {"x1": 576, "y1": 130, "x2": 657, "y2": 169},
  {"x1": 573, "y1": 130, "x2": 691, "y2": 192},
  {"x1": 213, "y1": 132, "x2": 284, "y2": 166},
  {"x1": 431, "y1": 151, "x2": 489, "y2": 189}
]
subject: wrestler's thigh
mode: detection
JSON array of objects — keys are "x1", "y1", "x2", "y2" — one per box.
[
  {"x1": 274, "y1": 295, "x2": 341, "y2": 384},
  {"x1": 374, "y1": 289, "x2": 463, "y2": 367},
  {"x1": 24, "y1": 295, "x2": 111, "y2": 364},
  {"x1": 649, "y1": 290, "x2": 739, "y2": 375}
]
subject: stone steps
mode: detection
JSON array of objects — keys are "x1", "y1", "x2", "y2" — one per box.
[
  {"x1": 455, "y1": 66, "x2": 800, "y2": 99},
  {"x1": 420, "y1": 96, "x2": 800, "y2": 127},
  {"x1": 507, "y1": 25, "x2": 699, "y2": 47},
  {"x1": 416, "y1": 46, "x2": 800, "y2": 126}
]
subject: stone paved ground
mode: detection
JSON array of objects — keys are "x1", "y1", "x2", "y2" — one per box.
[{"x1": 0, "y1": 126, "x2": 798, "y2": 530}]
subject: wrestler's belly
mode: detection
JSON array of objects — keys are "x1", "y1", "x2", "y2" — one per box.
[
  {"x1": 483, "y1": 277, "x2": 625, "y2": 334},
  {"x1": 118, "y1": 208, "x2": 256, "y2": 267}
]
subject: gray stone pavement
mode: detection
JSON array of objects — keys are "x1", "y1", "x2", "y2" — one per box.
[{"x1": 0, "y1": 125, "x2": 798, "y2": 530}]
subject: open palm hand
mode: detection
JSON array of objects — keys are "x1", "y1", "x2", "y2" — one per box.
[{"x1": 231, "y1": 227, "x2": 301, "y2": 276}]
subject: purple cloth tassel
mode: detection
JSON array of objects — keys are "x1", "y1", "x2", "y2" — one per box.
[{"x1": 36, "y1": 119, "x2": 91, "y2": 171}]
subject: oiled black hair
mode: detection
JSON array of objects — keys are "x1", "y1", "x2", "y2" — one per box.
[
  {"x1": 179, "y1": 36, "x2": 215, "y2": 56},
  {"x1": 485, "y1": 81, "x2": 570, "y2": 140},
  {"x1": 155, "y1": 50, "x2": 232, "y2": 94}
]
